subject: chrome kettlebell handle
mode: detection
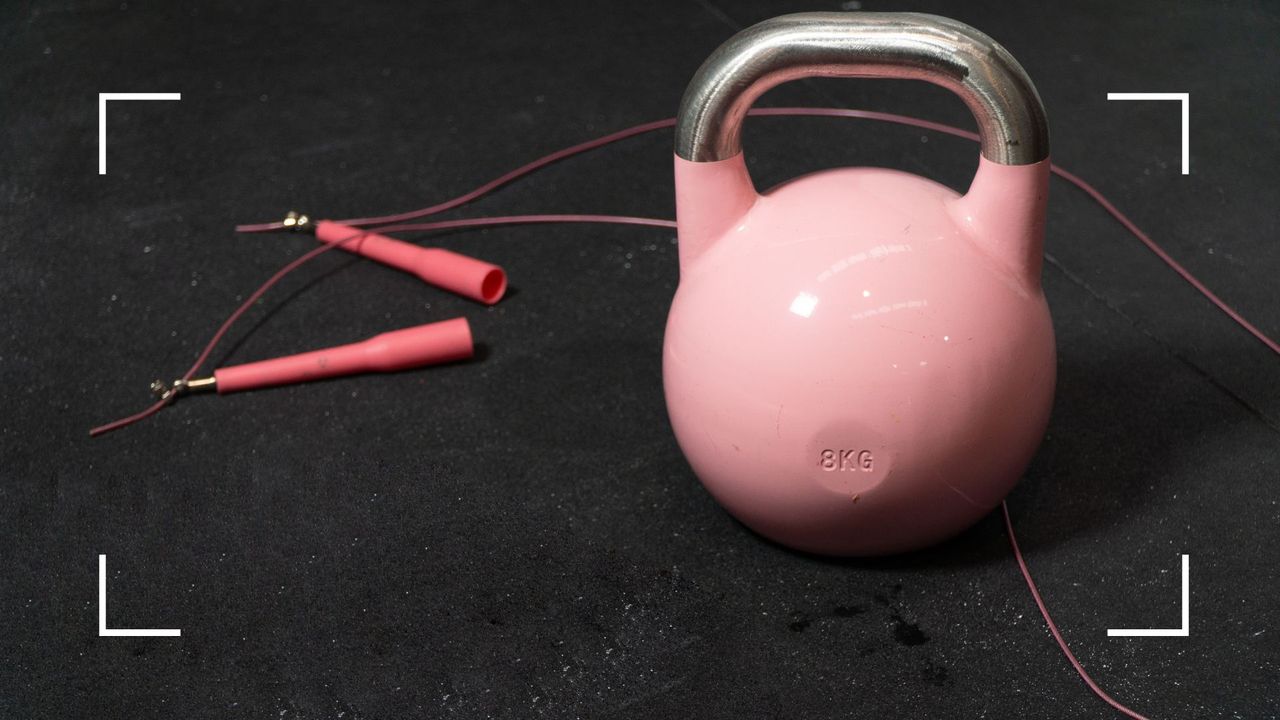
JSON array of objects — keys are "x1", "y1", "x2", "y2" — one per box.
[{"x1": 674, "y1": 12, "x2": 1049, "y2": 165}]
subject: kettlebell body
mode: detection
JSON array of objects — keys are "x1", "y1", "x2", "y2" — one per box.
[{"x1": 665, "y1": 13, "x2": 1055, "y2": 555}]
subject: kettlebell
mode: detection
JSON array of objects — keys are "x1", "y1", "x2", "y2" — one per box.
[{"x1": 665, "y1": 12, "x2": 1055, "y2": 555}]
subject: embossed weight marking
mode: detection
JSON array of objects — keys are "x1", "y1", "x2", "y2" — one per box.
[{"x1": 819, "y1": 449, "x2": 875, "y2": 472}]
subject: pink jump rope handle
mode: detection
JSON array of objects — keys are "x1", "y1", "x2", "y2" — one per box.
[
  {"x1": 213, "y1": 317, "x2": 474, "y2": 394},
  {"x1": 315, "y1": 220, "x2": 507, "y2": 304}
]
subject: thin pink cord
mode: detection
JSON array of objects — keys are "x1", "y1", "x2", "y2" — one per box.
[
  {"x1": 101, "y1": 109, "x2": 1280, "y2": 719},
  {"x1": 232, "y1": 119, "x2": 682, "y2": 233},
  {"x1": 1048, "y1": 164, "x2": 1280, "y2": 355},
  {"x1": 1002, "y1": 502, "x2": 1151, "y2": 720}
]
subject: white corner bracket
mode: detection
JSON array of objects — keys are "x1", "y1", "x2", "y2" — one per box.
[
  {"x1": 98, "y1": 554, "x2": 181, "y2": 637},
  {"x1": 97, "y1": 92, "x2": 181, "y2": 175},
  {"x1": 1106, "y1": 92, "x2": 1190, "y2": 175},
  {"x1": 1107, "y1": 554, "x2": 1190, "y2": 637}
]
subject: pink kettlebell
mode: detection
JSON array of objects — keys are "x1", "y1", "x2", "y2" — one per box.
[{"x1": 664, "y1": 12, "x2": 1055, "y2": 556}]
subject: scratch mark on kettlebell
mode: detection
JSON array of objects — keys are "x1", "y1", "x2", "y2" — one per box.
[
  {"x1": 934, "y1": 468, "x2": 981, "y2": 508},
  {"x1": 775, "y1": 405, "x2": 783, "y2": 438},
  {"x1": 702, "y1": 429, "x2": 721, "y2": 457}
]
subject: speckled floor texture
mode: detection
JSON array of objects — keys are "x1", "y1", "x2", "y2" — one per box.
[{"x1": 2, "y1": 1, "x2": 1278, "y2": 718}]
